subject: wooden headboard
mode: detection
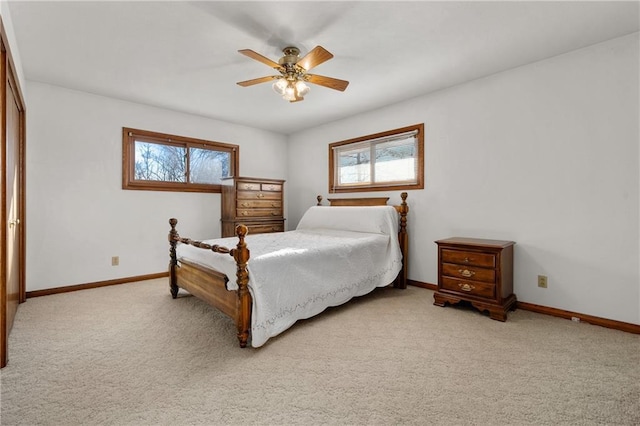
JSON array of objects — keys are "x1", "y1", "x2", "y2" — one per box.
[{"x1": 316, "y1": 195, "x2": 389, "y2": 206}]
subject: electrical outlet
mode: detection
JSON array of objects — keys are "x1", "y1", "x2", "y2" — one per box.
[
  {"x1": 537, "y1": 275, "x2": 547, "y2": 288},
  {"x1": 111, "y1": 256, "x2": 119, "y2": 266}
]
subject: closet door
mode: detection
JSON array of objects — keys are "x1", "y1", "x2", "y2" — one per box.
[
  {"x1": 5, "y1": 75, "x2": 21, "y2": 329},
  {"x1": 1, "y1": 31, "x2": 26, "y2": 368}
]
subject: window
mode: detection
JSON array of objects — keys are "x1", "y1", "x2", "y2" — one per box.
[
  {"x1": 122, "y1": 127, "x2": 239, "y2": 193},
  {"x1": 329, "y1": 123, "x2": 424, "y2": 193}
]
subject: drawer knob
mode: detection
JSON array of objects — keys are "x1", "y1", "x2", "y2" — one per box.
[
  {"x1": 240, "y1": 211, "x2": 248, "y2": 216},
  {"x1": 463, "y1": 257, "x2": 471, "y2": 263},
  {"x1": 256, "y1": 193, "x2": 264, "y2": 198},
  {"x1": 240, "y1": 202, "x2": 250, "y2": 207},
  {"x1": 458, "y1": 283, "x2": 475, "y2": 292},
  {"x1": 459, "y1": 269, "x2": 475, "y2": 278}
]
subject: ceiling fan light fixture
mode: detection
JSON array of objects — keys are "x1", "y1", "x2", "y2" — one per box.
[
  {"x1": 272, "y1": 78, "x2": 288, "y2": 96},
  {"x1": 295, "y1": 80, "x2": 310, "y2": 97},
  {"x1": 283, "y1": 83, "x2": 297, "y2": 101}
]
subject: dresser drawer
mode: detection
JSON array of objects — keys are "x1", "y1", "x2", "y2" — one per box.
[
  {"x1": 237, "y1": 208, "x2": 282, "y2": 218},
  {"x1": 237, "y1": 200, "x2": 282, "y2": 209},
  {"x1": 441, "y1": 249, "x2": 496, "y2": 268},
  {"x1": 441, "y1": 277, "x2": 495, "y2": 299},
  {"x1": 237, "y1": 182, "x2": 283, "y2": 192},
  {"x1": 442, "y1": 263, "x2": 496, "y2": 283},
  {"x1": 261, "y1": 183, "x2": 282, "y2": 192},
  {"x1": 246, "y1": 222, "x2": 284, "y2": 234},
  {"x1": 237, "y1": 190, "x2": 282, "y2": 201},
  {"x1": 237, "y1": 182, "x2": 261, "y2": 191}
]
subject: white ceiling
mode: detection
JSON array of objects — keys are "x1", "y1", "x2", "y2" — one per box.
[{"x1": 8, "y1": 1, "x2": 640, "y2": 135}]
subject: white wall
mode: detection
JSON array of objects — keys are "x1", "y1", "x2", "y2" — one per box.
[
  {"x1": 26, "y1": 82, "x2": 287, "y2": 291},
  {"x1": 288, "y1": 33, "x2": 640, "y2": 325},
  {"x1": 0, "y1": 1, "x2": 27, "y2": 99}
]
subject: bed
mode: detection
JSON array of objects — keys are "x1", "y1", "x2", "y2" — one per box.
[{"x1": 168, "y1": 192, "x2": 409, "y2": 348}]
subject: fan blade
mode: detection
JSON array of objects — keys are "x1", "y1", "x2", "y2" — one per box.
[
  {"x1": 297, "y1": 46, "x2": 333, "y2": 71},
  {"x1": 237, "y1": 75, "x2": 279, "y2": 87},
  {"x1": 238, "y1": 49, "x2": 284, "y2": 71},
  {"x1": 305, "y1": 74, "x2": 349, "y2": 92}
]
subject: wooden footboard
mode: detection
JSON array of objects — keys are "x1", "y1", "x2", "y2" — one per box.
[{"x1": 168, "y1": 219, "x2": 251, "y2": 347}]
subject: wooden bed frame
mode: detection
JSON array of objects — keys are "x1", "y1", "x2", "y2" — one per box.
[{"x1": 168, "y1": 192, "x2": 409, "y2": 348}]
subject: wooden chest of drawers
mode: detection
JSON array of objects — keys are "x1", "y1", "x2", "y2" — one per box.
[
  {"x1": 433, "y1": 237, "x2": 517, "y2": 321},
  {"x1": 221, "y1": 177, "x2": 285, "y2": 237}
]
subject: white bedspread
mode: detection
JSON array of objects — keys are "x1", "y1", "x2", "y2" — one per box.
[{"x1": 175, "y1": 206, "x2": 402, "y2": 347}]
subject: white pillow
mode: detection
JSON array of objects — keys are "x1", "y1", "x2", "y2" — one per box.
[{"x1": 296, "y1": 205, "x2": 399, "y2": 236}]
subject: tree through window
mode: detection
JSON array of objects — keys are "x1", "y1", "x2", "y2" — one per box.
[{"x1": 123, "y1": 128, "x2": 239, "y2": 192}]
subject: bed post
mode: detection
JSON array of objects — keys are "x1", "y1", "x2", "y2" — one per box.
[
  {"x1": 395, "y1": 192, "x2": 409, "y2": 289},
  {"x1": 232, "y1": 224, "x2": 251, "y2": 348},
  {"x1": 168, "y1": 218, "x2": 180, "y2": 299}
]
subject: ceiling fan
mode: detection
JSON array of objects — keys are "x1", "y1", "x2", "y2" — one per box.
[{"x1": 236, "y1": 46, "x2": 349, "y2": 102}]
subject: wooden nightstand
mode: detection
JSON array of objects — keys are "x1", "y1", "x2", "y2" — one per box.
[{"x1": 433, "y1": 237, "x2": 517, "y2": 321}]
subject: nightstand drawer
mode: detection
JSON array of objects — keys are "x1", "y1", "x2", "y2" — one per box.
[
  {"x1": 442, "y1": 263, "x2": 496, "y2": 283},
  {"x1": 441, "y1": 277, "x2": 495, "y2": 299},
  {"x1": 441, "y1": 249, "x2": 496, "y2": 268}
]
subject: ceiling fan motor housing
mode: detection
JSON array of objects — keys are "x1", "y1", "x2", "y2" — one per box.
[
  {"x1": 277, "y1": 47, "x2": 304, "y2": 80},
  {"x1": 279, "y1": 47, "x2": 301, "y2": 65}
]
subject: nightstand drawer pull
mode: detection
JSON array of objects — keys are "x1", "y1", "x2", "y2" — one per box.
[
  {"x1": 459, "y1": 269, "x2": 475, "y2": 278},
  {"x1": 458, "y1": 283, "x2": 475, "y2": 292}
]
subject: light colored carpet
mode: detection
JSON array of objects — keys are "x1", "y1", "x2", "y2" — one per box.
[{"x1": 1, "y1": 278, "x2": 638, "y2": 425}]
